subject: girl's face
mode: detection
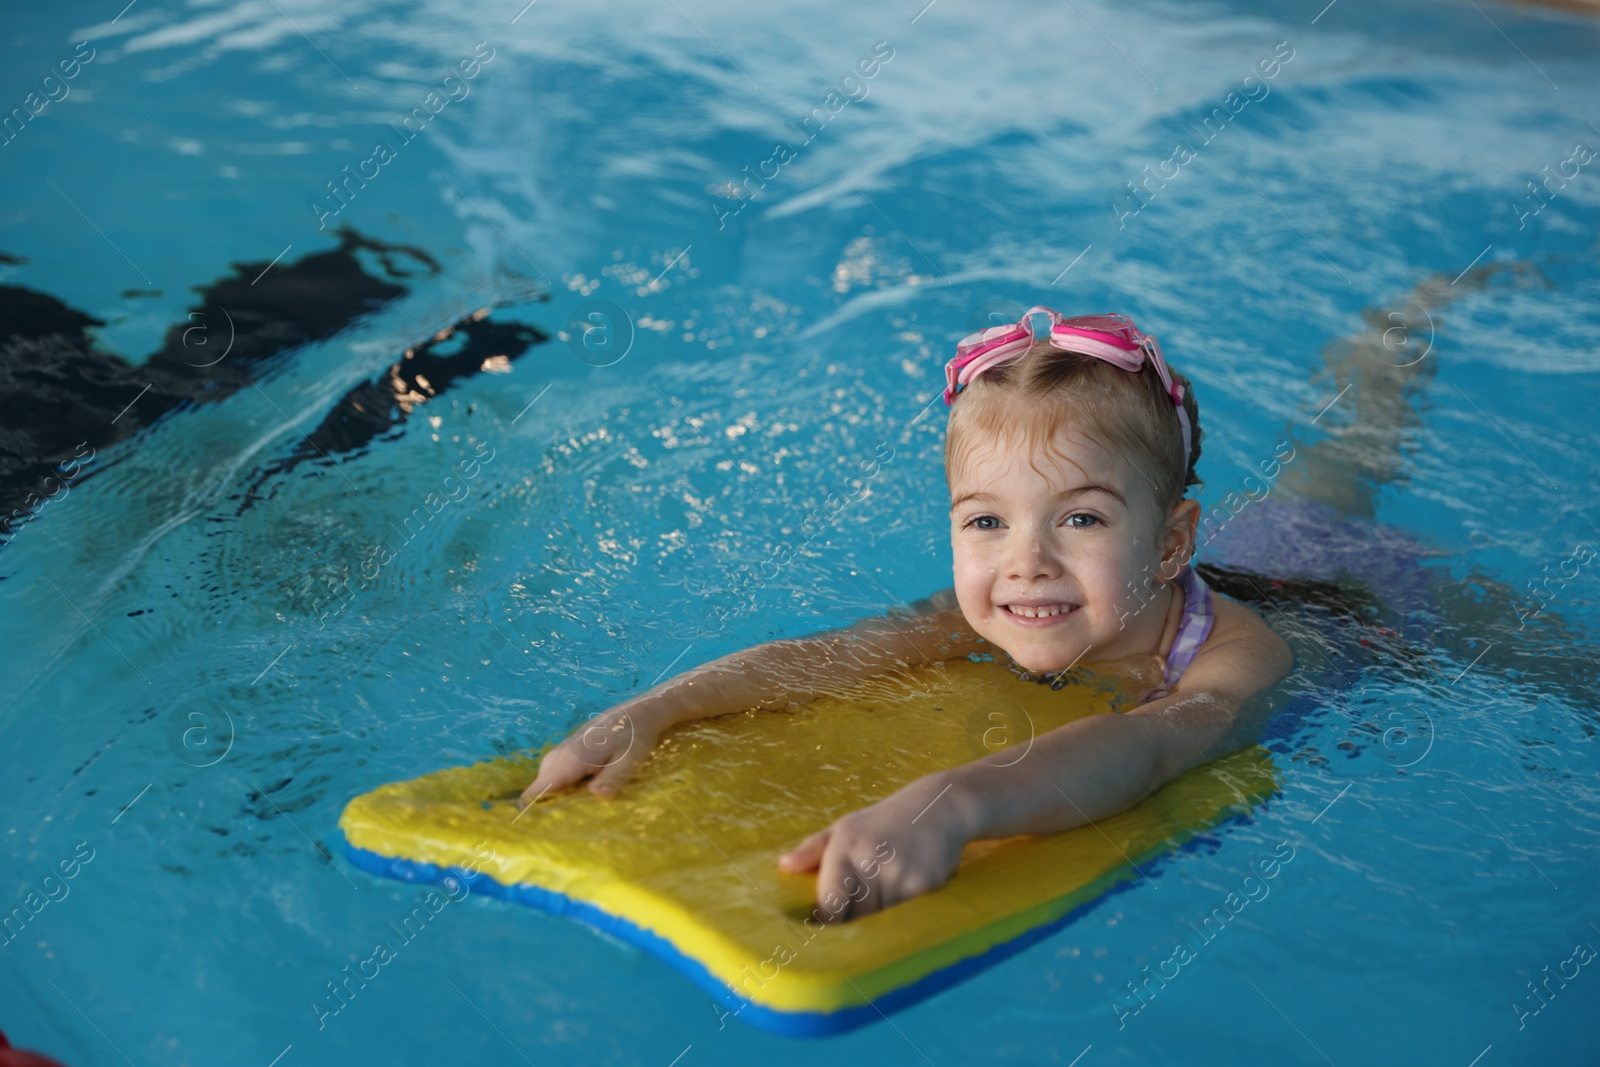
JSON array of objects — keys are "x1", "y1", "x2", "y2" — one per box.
[{"x1": 948, "y1": 425, "x2": 1194, "y2": 674}]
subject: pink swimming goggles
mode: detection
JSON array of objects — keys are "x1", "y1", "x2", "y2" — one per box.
[{"x1": 944, "y1": 306, "x2": 1193, "y2": 471}]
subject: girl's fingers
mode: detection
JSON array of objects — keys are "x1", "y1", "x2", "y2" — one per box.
[
  {"x1": 573, "y1": 712, "x2": 640, "y2": 772},
  {"x1": 519, "y1": 744, "x2": 589, "y2": 805},
  {"x1": 778, "y1": 828, "x2": 830, "y2": 873},
  {"x1": 813, "y1": 837, "x2": 863, "y2": 922},
  {"x1": 520, "y1": 761, "x2": 559, "y2": 803},
  {"x1": 519, "y1": 710, "x2": 654, "y2": 806},
  {"x1": 587, "y1": 743, "x2": 645, "y2": 798}
]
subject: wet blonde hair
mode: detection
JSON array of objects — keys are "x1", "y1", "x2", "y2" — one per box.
[{"x1": 944, "y1": 339, "x2": 1204, "y2": 527}]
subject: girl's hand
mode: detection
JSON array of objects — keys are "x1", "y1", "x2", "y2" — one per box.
[
  {"x1": 517, "y1": 700, "x2": 673, "y2": 807},
  {"x1": 776, "y1": 772, "x2": 976, "y2": 922}
]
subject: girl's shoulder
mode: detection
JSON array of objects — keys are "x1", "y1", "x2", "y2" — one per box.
[
  {"x1": 1180, "y1": 585, "x2": 1293, "y2": 696},
  {"x1": 1201, "y1": 585, "x2": 1277, "y2": 649}
]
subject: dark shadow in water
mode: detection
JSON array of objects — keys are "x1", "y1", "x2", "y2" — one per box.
[
  {"x1": 230, "y1": 311, "x2": 548, "y2": 512},
  {"x1": 0, "y1": 227, "x2": 547, "y2": 544},
  {"x1": 141, "y1": 228, "x2": 437, "y2": 393}
]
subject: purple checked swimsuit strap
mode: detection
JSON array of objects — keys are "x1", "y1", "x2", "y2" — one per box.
[{"x1": 1162, "y1": 566, "x2": 1215, "y2": 687}]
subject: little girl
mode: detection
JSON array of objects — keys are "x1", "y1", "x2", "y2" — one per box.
[{"x1": 519, "y1": 306, "x2": 1293, "y2": 921}]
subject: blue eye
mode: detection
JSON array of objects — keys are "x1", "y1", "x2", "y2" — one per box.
[
  {"x1": 965, "y1": 515, "x2": 1001, "y2": 530},
  {"x1": 1065, "y1": 513, "x2": 1101, "y2": 528}
]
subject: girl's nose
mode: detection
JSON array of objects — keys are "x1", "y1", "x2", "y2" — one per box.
[{"x1": 1003, "y1": 532, "x2": 1063, "y2": 581}]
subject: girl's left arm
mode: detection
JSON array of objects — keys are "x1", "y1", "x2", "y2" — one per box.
[{"x1": 779, "y1": 593, "x2": 1293, "y2": 921}]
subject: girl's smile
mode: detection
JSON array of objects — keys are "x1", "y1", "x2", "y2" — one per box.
[{"x1": 999, "y1": 601, "x2": 1080, "y2": 625}]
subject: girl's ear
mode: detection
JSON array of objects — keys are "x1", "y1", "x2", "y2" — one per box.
[{"x1": 1158, "y1": 498, "x2": 1201, "y2": 580}]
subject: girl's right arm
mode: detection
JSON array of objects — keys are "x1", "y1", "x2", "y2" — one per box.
[{"x1": 517, "y1": 587, "x2": 985, "y2": 805}]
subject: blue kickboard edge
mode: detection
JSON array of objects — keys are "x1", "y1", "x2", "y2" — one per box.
[{"x1": 341, "y1": 803, "x2": 1261, "y2": 1039}]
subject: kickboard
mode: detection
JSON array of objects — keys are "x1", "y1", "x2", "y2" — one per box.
[{"x1": 339, "y1": 656, "x2": 1280, "y2": 1037}]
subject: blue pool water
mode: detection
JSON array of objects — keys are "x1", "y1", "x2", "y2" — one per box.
[{"x1": 3, "y1": 0, "x2": 1599, "y2": 1063}]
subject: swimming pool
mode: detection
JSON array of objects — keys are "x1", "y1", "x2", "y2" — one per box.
[{"x1": 2, "y1": 0, "x2": 1598, "y2": 1062}]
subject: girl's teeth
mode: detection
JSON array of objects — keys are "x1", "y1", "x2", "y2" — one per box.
[{"x1": 1009, "y1": 604, "x2": 1068, "y2": 618}]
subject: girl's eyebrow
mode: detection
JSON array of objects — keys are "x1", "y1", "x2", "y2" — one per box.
[{"x1": 949, "y1": 483, "x2": 1126, "y2": 512}]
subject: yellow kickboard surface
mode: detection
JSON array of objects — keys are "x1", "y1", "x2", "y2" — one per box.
[{"x1": 340, "y1": 656, "x2": 1279, "y2": 1025}]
